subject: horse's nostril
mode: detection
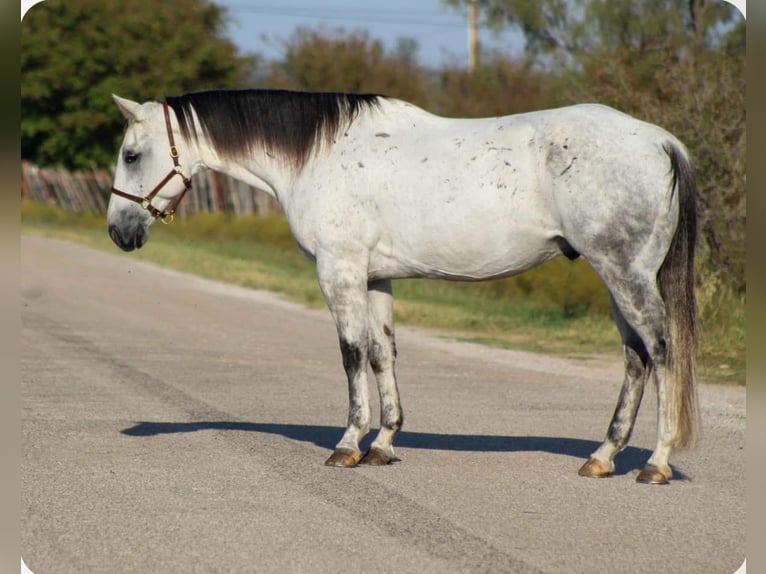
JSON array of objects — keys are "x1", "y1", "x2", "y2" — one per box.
[
  {"x1": 108, "y1": 224, "x2": 120, "y2": 245},
  {"x1": 108, "y1": 224, "x2": 136, "y2": 252},
  {"x1": 133, "y1": 226, "x2": 147, "y2": 249}
]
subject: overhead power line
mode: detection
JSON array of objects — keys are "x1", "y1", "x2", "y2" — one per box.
[{"x1": 221, "y1": 4, "x2": 478, "y2": 29}]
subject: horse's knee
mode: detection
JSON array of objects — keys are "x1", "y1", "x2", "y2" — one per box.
[
  {"x1": 624, "y1": 345, "x2": 647, "y2": 378},
  {"x1": 368, "y1": 337, "x2": 395, "y2": 374},
  {"x1": 340, "y1": 339, "x2": 365, "y2": 376}
]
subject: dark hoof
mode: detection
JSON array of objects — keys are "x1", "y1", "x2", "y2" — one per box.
[
  {"x1": 578, "y1": 457, "x2": 614, "y2": 478},
  {"x1": 324, "y1": 449, "x2": 362, "y2": 468},
  {"x1": 636, "y1": 464, "x2": 671, "y2": 484},
  {"x1": 359, "y1": 447, "x2": 396, "y2": 466}
]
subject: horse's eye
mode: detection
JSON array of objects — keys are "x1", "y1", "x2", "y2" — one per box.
[{"x1": 124, "y1": 151, "x2": 140, "y2": 165}]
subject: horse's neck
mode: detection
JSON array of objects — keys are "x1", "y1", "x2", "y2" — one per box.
[
  {"x1": 195, "y1": 142, "x2": 286, "y2": 204},
  {"x1": 190, "y1": 98, "x2": 430, "y2": 204}
]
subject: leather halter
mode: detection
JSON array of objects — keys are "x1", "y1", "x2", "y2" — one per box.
[{"x1": 110, "y1": 102, "x2": 192, "y2": 224}]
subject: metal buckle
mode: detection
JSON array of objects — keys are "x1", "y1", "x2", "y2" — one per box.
[
  {"x1": 170, "y1": 146, "x2": 179, "y2": 159},
  {"x1": 160, "y1": 211, "x2": 174, "y2": 224}
]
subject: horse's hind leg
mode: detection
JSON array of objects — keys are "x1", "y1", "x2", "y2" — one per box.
[
  {"x1": 584, "y1": 272, "x2": 676, "y2": 484},
  {"x1": 359, "y1": 280, "x2": 404, "y2": 466},
  {"x1": 579, "y1": 296, "x2": 649, "y2": 478}
]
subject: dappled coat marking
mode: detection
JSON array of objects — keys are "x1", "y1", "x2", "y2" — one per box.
[{"x1": 107, "y1": 89, "x2": 699, "y2": 484}]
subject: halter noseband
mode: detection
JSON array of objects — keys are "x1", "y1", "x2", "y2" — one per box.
[{"x1": 110, "y1": 101, "x2": 192, "y2": 224}]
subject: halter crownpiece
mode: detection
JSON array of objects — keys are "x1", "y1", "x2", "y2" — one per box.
[{"x1": 109, "y1": 101, "x2": 192, "y2": 224}]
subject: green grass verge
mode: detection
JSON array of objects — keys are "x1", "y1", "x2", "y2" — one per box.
[{"x1": 22, "y1": 201, "x2": 744, "y2": 384}]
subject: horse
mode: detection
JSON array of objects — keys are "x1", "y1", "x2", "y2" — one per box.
[{"x1": 107, "y1": 89, "x2": 699, "y2": 484}]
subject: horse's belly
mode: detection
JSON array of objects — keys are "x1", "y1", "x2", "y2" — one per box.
[
  {"x1": 369, "y1": 215, "x2": 562, "y2": 281},
  {"x1": 362, "y1": 163, "x2": 562, "y2": 280}
]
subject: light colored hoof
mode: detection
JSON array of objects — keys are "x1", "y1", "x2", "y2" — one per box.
[
  {"x1": 578, "y1": 457, "x2": 614, "y2": 478},
  {"x1": 324, "y1": 449, "x2": 362, "y2": 468},
  {"x1": 636, "y1": 464, "x2": 672, "y2": 484},
  {"x1": 359, "y1": 447, "x2": 396, "y2": 466}
]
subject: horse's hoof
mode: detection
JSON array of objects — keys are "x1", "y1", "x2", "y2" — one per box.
[
  {"x1": 578, "y1": 457, "x2": 614, "y2": 478},
  {"x1": 324, "y1": 449, "x2": 362, "y2": 468},
  {"x1": 359, "y1": 447, "x2": 395, "y2": 466},
  {"x1": 636, "y1": 464, "x2": 671, "y2": 484}
]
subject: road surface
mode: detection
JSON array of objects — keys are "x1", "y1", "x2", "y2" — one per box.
[{"x1": 21, "y1": 235, "x2": 745, "y2": 573}]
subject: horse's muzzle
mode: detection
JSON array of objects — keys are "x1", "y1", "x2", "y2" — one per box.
[{"x1": 108, "y1": 222, "x2": 148, "y2": 252}]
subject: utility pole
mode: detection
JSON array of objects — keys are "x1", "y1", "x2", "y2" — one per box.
[{"x1": 468, "y1": 0, "x2": 479, "y2": 72}]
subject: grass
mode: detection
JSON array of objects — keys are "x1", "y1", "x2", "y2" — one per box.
[{"x1": 21, "y1": 201, "x2": 745, "y2": 384}]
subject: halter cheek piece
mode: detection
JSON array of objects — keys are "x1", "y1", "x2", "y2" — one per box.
[{"x1": 109, "y1": 101, "x2": 192, "y2": 224}]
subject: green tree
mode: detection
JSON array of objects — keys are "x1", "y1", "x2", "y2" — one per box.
[
  {"x1": 21, "y1": 0, "x2": 253, "y2": 168},
  {"x1": 442, "y1": 0, "x2": 741, "y2": 66}
]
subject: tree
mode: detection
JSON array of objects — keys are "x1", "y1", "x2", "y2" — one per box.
[
  {"x1": 254, "y1": 28, "x2": 431, "y2": 108},
  {"x1": 436, "y1": 55, "x2": 549, "y2": 117},
  {"x1": 442, "y1": 0, "x2": 741, "y2": 67},
  {"x1": 442, "y1": 0, "x2": 574, "y2": 63},
  {"x1": 254, "y1": 28, "x2": 550, "y2": 120},
  {"x1": 21, "y1": 0, "x2": 253, "y2": 168}
]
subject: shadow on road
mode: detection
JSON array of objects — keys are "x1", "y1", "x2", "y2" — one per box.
[{"x1": 121, "y1": 420, "x2": 682, "y2": 478}]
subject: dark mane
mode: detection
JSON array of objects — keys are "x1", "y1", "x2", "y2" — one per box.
[{"x1": 165, "y1": 89, "x2": 382, "y2": 169}]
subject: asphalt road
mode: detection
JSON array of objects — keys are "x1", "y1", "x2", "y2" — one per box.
[{"x1": 21, "y1": 235, "x2": 745, "y2": 574}]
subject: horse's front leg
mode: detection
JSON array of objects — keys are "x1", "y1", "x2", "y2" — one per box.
[
  {"x1": 359, "y1": 279, "x2": 403, "y2": 466},
  {"x1": 317, "y1": 249, "x2": 372, "y2": 467}
]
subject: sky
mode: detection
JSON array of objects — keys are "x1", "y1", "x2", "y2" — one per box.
[
  {"x1": 213, "y1": 0, "x2": 746, "y2": 68},
  {"x1": 20, "y1": 0, "x2": 745, "y2": 68},
  {"x1": 212, "y1": 0, "x2": 524, "y2": 68}
]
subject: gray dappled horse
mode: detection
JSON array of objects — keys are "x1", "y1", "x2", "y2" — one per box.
[{"x1": 108, "y1": 90, "x2": 699, "y2": 484}]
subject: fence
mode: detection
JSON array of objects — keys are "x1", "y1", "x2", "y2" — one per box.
[{"x1": 21, "y1": 161, "x2": 282, "y2": 217}]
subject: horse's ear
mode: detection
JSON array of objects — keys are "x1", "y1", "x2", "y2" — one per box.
[{"x1": 112, "y1": 95, "x2": 143, "y2": 122}]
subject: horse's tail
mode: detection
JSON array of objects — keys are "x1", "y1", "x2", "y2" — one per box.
[{"x1": 659, "y1": 142, "x2": 700, "y2": 448}]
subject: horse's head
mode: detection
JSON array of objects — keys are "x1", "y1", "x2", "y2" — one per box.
[{"x1": 107, "y1": 95, "x2": 194, "y2": 251}]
